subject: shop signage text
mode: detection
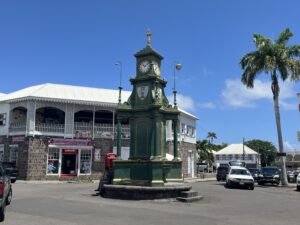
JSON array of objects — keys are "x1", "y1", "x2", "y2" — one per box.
[{"x1": 49, "y1": 138, "x2": 92, "y2": 146}]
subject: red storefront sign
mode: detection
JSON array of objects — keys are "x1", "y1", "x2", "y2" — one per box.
[
  {"x1": 48, "y1": 138, "x2": 92, "y2": 146},
  {"x1": 63, "y1": 149, "x2": 78, "y2": 155}
]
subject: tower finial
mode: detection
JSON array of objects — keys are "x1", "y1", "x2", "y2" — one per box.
[{"x1": 147, "y1": 29, "x2": 152, "y2": 46}]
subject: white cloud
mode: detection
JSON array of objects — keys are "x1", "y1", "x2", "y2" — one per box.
[
  {"x1": 168, "y1": 94, "x2": 196, "y2": 111},
  {"x1": 197, "y1": 102, "x2": 216, "y2": 109},
  {"x1": 279, "y1": 101, "x2": 298, "y2": 110},
  {"x1": 283, "y1": 141, "x2": 300, "y2": 152},
  {"x1": 221, "y1": 79, "x2": 297, "y2": 109}
]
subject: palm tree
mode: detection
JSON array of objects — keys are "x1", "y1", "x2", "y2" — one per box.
[
  {"x1": 207, "y1": 132, "x2": 217, "y2": 144},
  {"x1": 196, "y1": 140, "x2": 214, "y2": 167},
  {"x1": 240, "y1": 28, "x2": 300, "y2": 186}
]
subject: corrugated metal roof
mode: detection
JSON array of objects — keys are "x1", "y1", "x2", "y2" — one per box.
[
  {"x1": 0, "y1": 83, "x2": 132, "y2": 105},
  {"x1": 214, "y1": 144, "x2": 258, "y2": 155}
]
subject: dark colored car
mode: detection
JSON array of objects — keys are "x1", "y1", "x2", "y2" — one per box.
[
  {"x1": 1, "y1": 162, "x2": 18, "y2": 183},
  {"x1": 257, "y1": 167, "x2": 280, "y2": 186},
  {"x1": 248, "y1": 168, "x2": 260, "y2": 181},
  {"x1": 0, "y1": 163, "x2": 12, "y2": 222},
  {"x1": 216, "y1": 166, "x2": 229, "y2": 181}
]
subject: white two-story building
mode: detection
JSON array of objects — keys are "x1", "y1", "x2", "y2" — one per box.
[{"x1": 0, "y1": 83, "x2": 197, "y2": 180}]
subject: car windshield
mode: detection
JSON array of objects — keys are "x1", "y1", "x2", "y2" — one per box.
[
  {"x1": 262, "y1": 168, "x2": 279, "y2": 174},
  {"x1": 231, "y1": 169, "x2": 250, "y2": 175},
  {"x1": 217, "y1": 167, "x2": 228, "y2": 172}
]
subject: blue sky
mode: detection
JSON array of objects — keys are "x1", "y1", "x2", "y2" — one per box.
[{"x1": 1, "y1": 0, "x2": 300, "y2": 151}]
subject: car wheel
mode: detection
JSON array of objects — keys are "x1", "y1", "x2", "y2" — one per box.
[
  {"x1": 6, "y1": 188, "x2": 12, "y2": 205},
  {"x1": 0, "y1": 204, "x2": 5, "y2": 222},
  {"x1": 297, "y1": 186, "x2": 300, "y2": 191},
  {"x1": 11, "y1": 179, "x2": 16, "y2": 183},
  {"x1": 249, "y1": 185, "x2": 254, "y2": 190},
  {"x1": 217, "y1": 178, "x2": 220, "y2": 182},
  {"x1": 257, "y1": 181, "x2": 263, "y2": 185},
  {"x1": 225, "y1": 181, "x2": 231, "y2": 188}
]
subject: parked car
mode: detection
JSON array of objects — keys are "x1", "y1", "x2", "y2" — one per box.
[
  {"x1": 297, "y1": 173, "x2": 300, "y2": 191},
  {"x1": 225, "y1": 166, "x2": 254, "y2": 190},
  {"x1": 248, "y1": 168, "x2": 260, "y2": 181},
  {"x1": 1, "y1": 162, "x2": 18, "y2": 183},
  {"x1": 257, "y1": 167, "x2": 280, "y2": 186},
  {"x1": 0, "y1": 163, "x2": 12, "y2": 222},
  {"x1": 216, "y1": 166, "x2": 229, "y2": 181},
  {"x1": 287, "y1": 170, "x2": 297, "y2": 183}
]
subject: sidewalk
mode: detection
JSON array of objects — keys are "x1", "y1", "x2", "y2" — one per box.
[{"x1": 184, "y1": 177, "x2": 216, "y2": 183}]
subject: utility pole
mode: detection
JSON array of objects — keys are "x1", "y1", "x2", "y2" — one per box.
[{"x1": 242, "y1": 137, "x2": 245, "y2": 161}]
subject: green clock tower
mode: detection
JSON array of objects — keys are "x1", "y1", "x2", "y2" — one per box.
[{"x1": 113, "y1": 31, "x2": 182, "y2": 186}]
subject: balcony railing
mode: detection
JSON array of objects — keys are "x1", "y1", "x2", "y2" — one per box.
[
  {"x1": 9, "y1": 122, "x2": 131, "y2": 139},
  {"x1": 74, "y1": 122, "x2": 93, "y2": 138},
  {"x1": 74, "y1": 122, "x2": 130, "y2": 139},
  {"x1": 9, "y1": 122, "x2": 26, "y2": 133},
  {"x1": 35, "y1": 123, "x2": 65, "y2": 133}
]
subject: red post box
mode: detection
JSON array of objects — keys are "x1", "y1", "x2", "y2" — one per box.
[{"x1": 105, "y1": 153, "x2": 117, "y2": 169}]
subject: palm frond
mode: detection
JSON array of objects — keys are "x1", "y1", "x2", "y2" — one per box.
[
  {"x1": 276, "y1": 28, "x2": 293, "y2": 45},
  {"x1": 288, "y1": 45, "x2": 300, "y2": 57},
  {"x1": 277, "y1": 64, "x2": 289, "y2": 81},
  {"x1": 288, "y1": 59, "x2": 300, "y2": 81},
  {"x1": 253, "y1": 34, "x2": 271, "y2": 49}
]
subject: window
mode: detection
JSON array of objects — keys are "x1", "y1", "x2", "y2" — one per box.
[
  {"x1": 80, "y1": 150, "x2": 91, "y2": 174},
  {"x1": 47, "y1": 148, "x2": 59, "y2": 174},
  {"x1": 181, "y1": 123, "x2": 185, "y2": 134},
  {"x1": 0, "y1": 144, "x2": 4, "y2": 162},
  {"x1": 0, "y1": 113, "x2": 6, "y2": 126},
  {"x1": 187, "y1": 126, "x2": 195, "y2": 137},
  {"x1": 9, "y1": 146, "x2": 18, "y2": 166}
]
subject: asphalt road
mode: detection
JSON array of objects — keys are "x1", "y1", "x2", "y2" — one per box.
[{"x1": 3, "y1": 181, "x2": 300, "y2": 225}]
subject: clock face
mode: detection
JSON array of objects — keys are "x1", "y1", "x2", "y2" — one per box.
[
  {"x1": 138, "y1": 60, "x2": 150, "y2": 73},
  {"x1": 153, "y1": 62, "x2": 160, "y2": 75}
]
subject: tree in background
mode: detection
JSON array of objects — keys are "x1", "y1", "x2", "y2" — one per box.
[
  {"x1": 240, "y1": 28, "x2": 300, "y2": 186},
  {"x1": 207, "y1": 132, "x2": 217, "y2": 144},
  {"x1": 197, "y1": 132, "x2": 227, "y2": 166},
  {"x1": 245, "y1": 139, "x2": 277, "y2": 167}
]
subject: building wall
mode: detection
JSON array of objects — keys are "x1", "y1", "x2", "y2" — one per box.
[
  {"x1": 0, "y1": 135, "x2": 133, "y2": 180},
  {"x1": 167, "y1": 141, "x2": 197, "y2": 178},
  {"x1": 1, "y1": 99, "x2": 197, "y2": 180}
]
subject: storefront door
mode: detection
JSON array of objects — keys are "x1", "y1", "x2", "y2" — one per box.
[{"x1": 61, "y1": 149, "x2": 78, "y2": 176}]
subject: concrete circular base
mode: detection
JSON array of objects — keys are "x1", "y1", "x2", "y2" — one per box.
[{"x1": 103, "y1": 184, "x2": 192, "y2": 200}]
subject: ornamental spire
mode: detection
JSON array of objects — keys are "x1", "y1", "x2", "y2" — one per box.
[{"x1": 147, "y1": 29, "x2": 152, "y2": 46}]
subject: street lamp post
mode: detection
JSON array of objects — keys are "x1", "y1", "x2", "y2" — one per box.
[
  {"x1": 115, "y1": 61, "x2": 122, "y2": 159},
  {"x1": 115, "y1": 61, "x2": 123, "y2": 104},
  {"x1": 173, "y1": 63, "x2": 182, "y2": 108},
  {"x1": 172, "y1": 62, "x2": 182, "y2": 161}
]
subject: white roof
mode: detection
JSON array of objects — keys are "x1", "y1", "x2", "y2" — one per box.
[
  {"x1": 178, "y1": 107, "x2": 199, "y2": 120},
  {"x1": 0, "y1": 83, "x2": 131, "y2": 106},
  {"x1": 214, "y1": 144, "x2": 258, "y2": 155},
  {"x1": 0, "y1": 93, "x2": 6, "y2": 102}
]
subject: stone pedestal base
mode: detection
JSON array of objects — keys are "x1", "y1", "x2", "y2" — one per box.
[
  {"x1": 103, "y1": 184, "x2": 191, "y2": 200},
  {"x1": 113, "y1": 160, "x2": 182, "y2": 186}
]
